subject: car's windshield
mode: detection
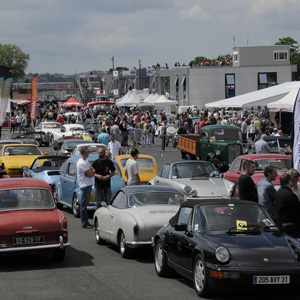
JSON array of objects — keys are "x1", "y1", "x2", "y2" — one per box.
[
  {"x1": 120, "y1": 158, "x2": 155, "y2": 169},
  {"x1": 0, "y1": 188, "x2": 55, "y2": 211},
  {"x1": 128, "y1": 192, "x2": 184, "y2": 207},
  {"x1": 171, "y1": 162, "x2": 216, "y2": 178},
  {"x1": 254, "y1": 158, "x2": 291, "y2": 171},
  {"x1": 43, "y1": 123, "x2": 61, "y2": 129},
  {"x1": 193, "y1": 203, "x2": 274, "y2": 232},
  {"x1": 31, "y1": 157, "x2": 68, "y2": 170},
  {"x1": 209, "y1": 129, "x2": 242, "y2": 141},
  {"x1": 4, "y1": 146, "x2": 42, "y2": 156}
]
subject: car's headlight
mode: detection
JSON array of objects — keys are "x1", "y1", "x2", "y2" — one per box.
[
  {"x1": 215, "y1": 246, "x2": 230, "y2": 263},
  {"x1": 191, "y1": 190, "x2": 198, "y2": 197},
  {"x1": 182, "y1": 185, "x2": 192, "y2": 195},
  {"x1": 215, "y1": 150, "x2": 220, "y2": 155}
]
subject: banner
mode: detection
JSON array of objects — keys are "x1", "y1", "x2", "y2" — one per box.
[
  {"x1": 293, "y1": 88, "x2": 300, "y2": 171},
  {"x1": 30, "y1": 76, "x2": 38, "y2": 123},
  {"x1": 0, "y1": 77, "x2": 12, "y2": 123}
]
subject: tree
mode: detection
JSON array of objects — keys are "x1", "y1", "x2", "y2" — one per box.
[
  {"x1": 0, "y1": 43, "x2": 30, "y2": 80},
  {"x1": 275, "y1": 37, "x2": 300, "y2": 79}
]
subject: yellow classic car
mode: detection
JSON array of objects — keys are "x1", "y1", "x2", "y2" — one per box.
[
  {"x1": 114, "y1": 154, "x2": 158, "y2": 184},
  {"x1": 0, "y1": 144, "x2": 48, "y2": 177}
]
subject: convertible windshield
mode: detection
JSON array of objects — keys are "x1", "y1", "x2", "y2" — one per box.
[
  {"x1": 209, "y1": 129, "x2": 242, "y2": 141},
  {"x1": 254, "y1": 158, "x2": 291, "y2": 171},
  {"x1": 0, "y1": 188, "x2": 55, "y2": 211},
  {"x1": 192, "y1": 203, "x2": 274, "y2": 232},
  {"x1": 171, "y1": 162, "x2": 216, "y2": 178},
  {"x1": 128, "y1": 192, "x2": 184, "y2": 207},
  {"x1": 4, "y1": 146, "x2": 42, "y2": 156}
]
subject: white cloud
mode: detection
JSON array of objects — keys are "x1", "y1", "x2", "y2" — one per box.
[{"x1": 180, "y1": 4, "x2": 213, "y2": 22}]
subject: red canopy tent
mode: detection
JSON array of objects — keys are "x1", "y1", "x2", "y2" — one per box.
[
  {"x1": 87, "y1": 101, "x2": 115, "y2": 107},
  {"x1": 60, "y1": 97, "x2": 84, "y2": 108}
]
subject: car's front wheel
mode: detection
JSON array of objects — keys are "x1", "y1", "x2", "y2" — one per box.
[
  {"x1": 50, "y1": 135, "x2": 54, "y2": 144},
  {"x1": 154, "y1": 239, "x2": 172, "y2": 277},
  {"x1": 52, "y1": 186, "x2": 63, "y2": 210},
  {"x1": 193, "y1": 254, "x2": 212, "y2": 298},
  {"x1": 72, "y1": 194, "x2": 80, "y2": 218},
  {"x1": 119, "y1": 230, "x2": 132, "y2": 258},
  {"x1": 95, "y1": 219, "x2": 106, "y2": 245}
]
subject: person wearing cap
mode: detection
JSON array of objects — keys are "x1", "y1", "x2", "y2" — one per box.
[{"x1": 161, "y1": 120, "x2": 168, "y2": 152}]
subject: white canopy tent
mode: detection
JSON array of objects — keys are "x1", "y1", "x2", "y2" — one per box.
[
  {"x1": 116, "y1": 93, "x2": 142, "y2": 106},
  {"x1": 267, "y1": 88, "x2": 299, "y2": 112},
  {"x1": 151, "y1": 95, "x2": 178, "y2": 113},
  {"x1": 205, "y1": 82, "x2": 300, "y2": 109},
  {"x1": 143, "y1": 93, "x2": 160, "y2": 103}
]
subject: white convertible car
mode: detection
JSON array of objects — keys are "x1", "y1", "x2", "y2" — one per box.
[
  {"x1": 93, "y1": 185, "x2": 185, "y2": 258},
  {"x1": 149, "y1": 161, "x2": 234, "y2": 198}
]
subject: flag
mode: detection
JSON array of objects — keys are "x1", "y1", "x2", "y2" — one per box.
[
  {"x1": 0, "y1": 77, "x2": 12, "y2": 123},
  {"x1": 30, "y1": 76, "x2": 38, "y2": 123},
  {"x1": 293, "y1": 88, "x2": 300, "y2": 171}
]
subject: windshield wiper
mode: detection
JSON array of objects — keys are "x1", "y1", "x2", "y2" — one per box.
[{"x1": 227, "y1": 224, "x2": 262, "y2": 234}]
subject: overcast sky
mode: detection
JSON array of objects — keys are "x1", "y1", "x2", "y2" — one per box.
[{"x1": 1, "y1": 0, "x2": 300, "y2": 75}]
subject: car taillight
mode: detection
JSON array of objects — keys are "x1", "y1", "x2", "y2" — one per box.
[
  {"x1": 133, "y1": 225, "x2": 138, "y2": 236},
  {"x1": 62, "y1": 217, "x2": 68, "y2": 230}
]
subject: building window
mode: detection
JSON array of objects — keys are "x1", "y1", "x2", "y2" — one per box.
[
  {"x1": 181, "y1": 76, "x2": 186, "y2": 100},
  {"x1": 233, "y1": 51, "x2": 238, "y2": 62},
  {"x1": 174, "y1": 76, "x2": 179, "y2": 100},
  {"x1": 161, "y1": 77, "x2": 170, "y2": 98},
  {"x1": 273, "y1": 51, "x2": 288, "y2": 61},
  {"x1": 225, "y1": 74, "x2": 235, "y2": 98},
  {"x1": 258, "y1": 73, "x2": 277, "y2": 90}
]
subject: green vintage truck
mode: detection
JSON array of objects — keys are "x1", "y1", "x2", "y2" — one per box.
[{"x1": 177, "y1": 125, "x2": 244, "y2": 172}]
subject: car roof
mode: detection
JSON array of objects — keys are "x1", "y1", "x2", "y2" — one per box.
[
  {"x1": 3, "y1": 143, "x2": 39, "y2": 147},
  {"x1": 201, "y1": 125, "x2": 241, "y2": 131},
  {"x1": 235, "y1": 154, "x2": 291, "y2": 160},
  {"x1": 0, "y1": 178, "x2": 51, "y2": 190},
  {"x1": 120, "y1": 185, "x2": 184, "y2": 195},
  {"x1": 0, "y1": 140, "x2": 23, "y2": 144}
]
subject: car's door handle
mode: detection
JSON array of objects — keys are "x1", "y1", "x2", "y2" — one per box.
[
  {"x1": 156, "y1": 180, "x2": 159, "y2": 183},
  {"x1": 110, "y1": 214, "x2": 114, "y2": 218}
]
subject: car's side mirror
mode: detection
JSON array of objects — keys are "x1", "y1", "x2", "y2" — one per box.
[
  {"x1": 174, "y1": 223, "x2": 188, "y2": 232},
  {"x1": 282, "y1": 223, "x2": 294, "y2": 234},
  {"x1": 22, "y1": 166, "x2": 28, "y2": 172},
  {"x1": 43, "y1": 152, "x2": 49, "y2": 156},
  {"x1": 101, "y1": 201, "x2": 108, "y2": 207}
]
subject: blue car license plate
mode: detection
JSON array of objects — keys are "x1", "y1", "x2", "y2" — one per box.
[
  {"x1": 253, "y1": 275, "x2": 290, "y2": 284},
  {"x1": 13, "y1": 236, "x2": 44, "y2": 245}
]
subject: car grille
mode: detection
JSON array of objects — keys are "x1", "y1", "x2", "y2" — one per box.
[{"x1": 228, "y1": 144, "x2": 242, "y2": 164}]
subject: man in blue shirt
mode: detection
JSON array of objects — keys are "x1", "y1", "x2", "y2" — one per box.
[
  {"x1": 255, "y1": 134, "x2": 270, "y2": 154},
  {"x1": 257, "y1": 166, "x2": 278, "y2": 223},
  {"x1": 97, "y1": 128, "x2": 110, "y2": 146}
]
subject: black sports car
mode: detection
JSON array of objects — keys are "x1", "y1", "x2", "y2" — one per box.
[{"x1": 152, "y1": 199, "x2": 300, "y2": 298}]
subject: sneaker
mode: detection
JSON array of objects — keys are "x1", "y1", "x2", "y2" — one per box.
[{"x1": 83, "y1": 223, "x2": 93, "y2": 229}]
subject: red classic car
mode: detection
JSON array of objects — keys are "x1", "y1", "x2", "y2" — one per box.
[
  {"x1": 223, "y1": 154, "x2": 292, "y2": 186},
  {"x1": 0, "y1": 178, "x2": 71, "y2": 261}
]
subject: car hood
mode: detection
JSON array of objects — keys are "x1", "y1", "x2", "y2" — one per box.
[
  {"x1": 3, "y1": 156, "x2": 41, "y2": 168},
  {"x1": 175, "y1": 178, "x2": 233, "y2": 196},
  {"x1": 205, "y1": 231, "x2": 299, "y2": 266},
  {"x1": 0, "y1": 209, "x2": 61, "y2": 235}
]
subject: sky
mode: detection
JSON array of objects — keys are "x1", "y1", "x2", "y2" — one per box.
[{"x1": 1, "y1": 0, "x2": 300, "y2": 75}]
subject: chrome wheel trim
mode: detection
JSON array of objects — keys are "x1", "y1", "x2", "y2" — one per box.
[
  {"x1": 73, "y1": 194, "x2": 79, "y2": 215},
  {"x1": 120, "y1": 232, "x2": 125, "y2": 254},
  {"x1": 155, "y1": 243, "x2": 163, "y2": 272},
  {"x1": 194, "y1": 259, "x2": 205, "y2": 292},
  {"x1": 95, "y1": 220, "x2": 100, "y2": 242}
]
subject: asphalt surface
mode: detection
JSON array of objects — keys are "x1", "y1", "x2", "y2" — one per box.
[{"x1": 0, "y1": 128, "x2": 298, "y2": 300}]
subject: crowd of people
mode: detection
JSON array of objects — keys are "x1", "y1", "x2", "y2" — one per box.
[{"x1": 238, "y1": 160, "x2": 300, "y2": 238}]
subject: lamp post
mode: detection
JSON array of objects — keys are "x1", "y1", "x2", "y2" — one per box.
[{"x1": 111, "y1": 55, "x2": 115, "y2": 71}]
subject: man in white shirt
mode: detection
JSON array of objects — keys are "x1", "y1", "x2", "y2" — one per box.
[
  {"x1": 125, "y1": 148, "x2": 141, "y2": 185},
  {"x1": 108, "y1": 133, "x2": 122, "y2": 159},
  {"x1": 76, "y1": 146, "x2": 95, "y2": 229}
]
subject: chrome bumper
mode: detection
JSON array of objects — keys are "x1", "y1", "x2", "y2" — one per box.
[
  {"x1": 0, "y1": 236, "x2": 71, "y2": 253},
  {"x1": 125, "y1": 240, "x2": 152, "y2": 248}
]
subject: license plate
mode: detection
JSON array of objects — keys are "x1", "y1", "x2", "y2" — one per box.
[
  {"x1": 253, "y1": 275, "x2": 290, "y2": 284},
  {"x1": 13, "y1": 236, "x2": 44, "y2": 245}
]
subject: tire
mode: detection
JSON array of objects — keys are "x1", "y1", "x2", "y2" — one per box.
[
  {"x1": 52, "y1": 248, "x2": 65, "y2": 262},
  {"x1": 154, "y1": 239, "x2": 172, "y2": 277},
  {"x1": 72, "y1": 194, "x2": 80, "y2": 218},
  {"x1": 52, "y1": 186, "x2": 63, "y2": 210},
  {"x1": 95, "y1": 219, "x2": 106, "y2": 245},
  {"x1": 185, "y1": 154, "x2": 192, "y2": 160},
  {"x1": 119, "y1": 230, "x2": 132, "y2": 258},
  {"x1": 193, "y1": 254, "x2": 212, "y2": 298}
]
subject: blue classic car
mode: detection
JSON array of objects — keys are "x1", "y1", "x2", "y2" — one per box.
[
  {"x1": 52, "y1": 155, "x2": 125, "y2": 217},
  {"x1": 22, "y1": 156, "x2": 69, "y2": 189}
]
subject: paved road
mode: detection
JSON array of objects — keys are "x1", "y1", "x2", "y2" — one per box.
[{"x1": 0, "y1": 128, "x2": 297, "y2": 300}]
